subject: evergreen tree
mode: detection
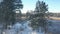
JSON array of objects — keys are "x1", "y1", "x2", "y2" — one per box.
[
  {"x1": 0, "y1": 0, "x2": 23, "y2": 28},
  {"x1": 31, "y1": 0, "x2": 48, "y2": 32}
]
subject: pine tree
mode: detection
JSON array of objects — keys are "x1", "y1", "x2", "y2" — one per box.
[
  {"x1": 31, "y1": 0, "x2": 48, "y2": 32},
  {"x1": 0, "y1": 0, "x2": 23, "y2": 29}
]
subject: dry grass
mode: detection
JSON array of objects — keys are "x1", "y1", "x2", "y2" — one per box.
[{"x1": 49, "y1": 17, "x2": 60, "y2": 20}]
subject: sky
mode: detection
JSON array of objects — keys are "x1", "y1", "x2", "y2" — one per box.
[
  {"x1": 21, "y1": 0, "x2": 60, "y2": 13},
  {"x1": 0, "y1": 0, "x2": 60, "y2": 13}
]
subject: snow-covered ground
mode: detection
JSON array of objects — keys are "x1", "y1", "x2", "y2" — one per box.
[
  {"x1": 1, "y1": 21, "x2": 45, "y2": 34},
  {"x1": 0, "y1": 20, "x2": 60, "y2": 34},
  {"x1": 48, "y1": 20, "x2": 60, "y2": 34}
]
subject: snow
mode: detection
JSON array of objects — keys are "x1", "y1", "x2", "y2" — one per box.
[
  {"x1": 48, "y1": 20, "x2": 60, "y2": 34},
  {"x1": 1, "y1": 20, "x2": 60, "y2": 34},
  {"x1": 1, "y1": 21, "x2": 45, "y2": 34}
]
